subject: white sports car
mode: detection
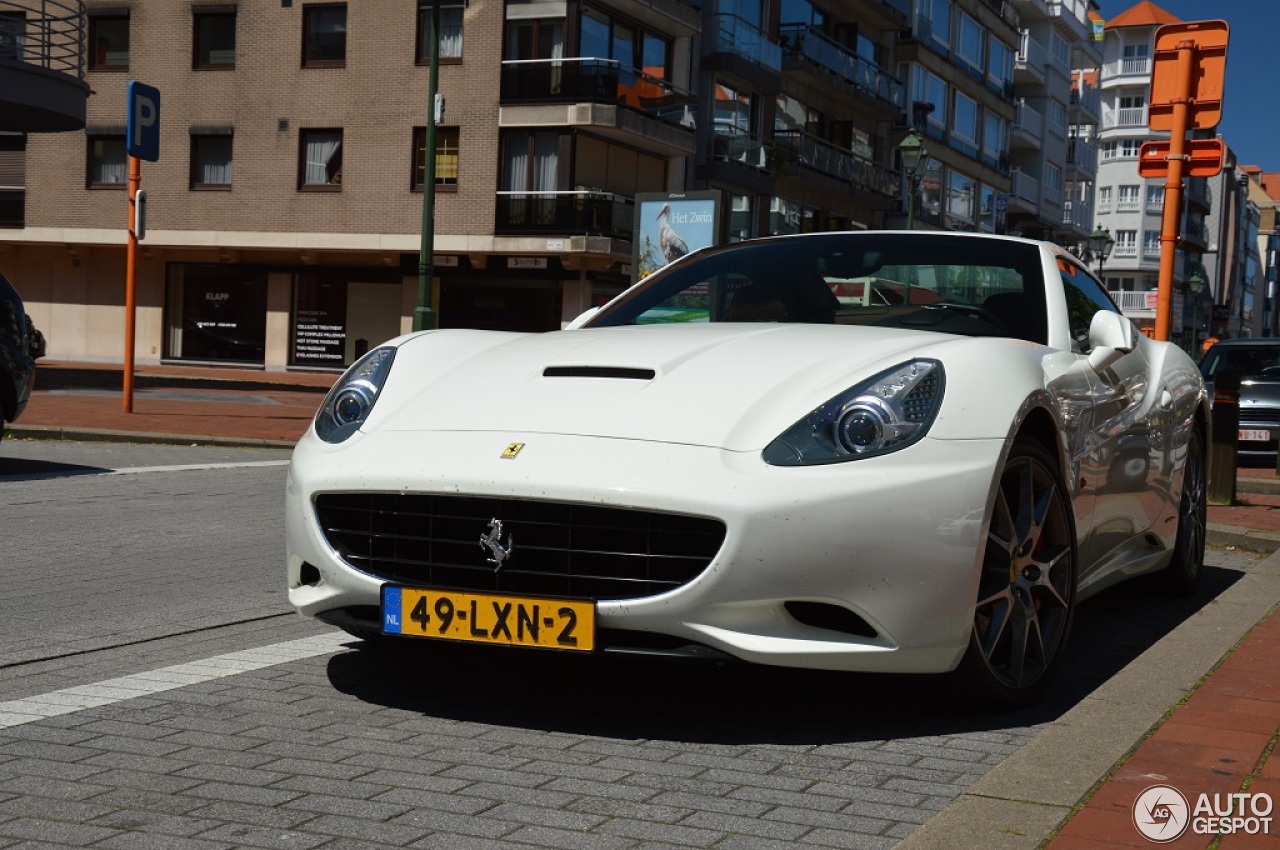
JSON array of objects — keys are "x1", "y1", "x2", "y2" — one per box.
[{"x1": 285, "y1": 231, "x2": 1208, "y2": 705}]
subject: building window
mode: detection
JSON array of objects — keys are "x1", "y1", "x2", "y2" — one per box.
[
  {"x1": 1045, "y1": 163, "x2": 1062, "y2": 191},
  {"x1": 952, "y1": 92, "x2": 979, "y2": 148},
  {"x1": 0, "y1": 13, "x2": 26, "y2": 61},
  {"x1": 956, "y1": 12, "x2": 984, "y2": 73},
  {"x1": 1114, "y1": 229, "x2": 1137, "y2": 257},
  {"x1": 911, "y1": 66, "x2": 948, "y2": 131},
  {"x1": 1098, "y1": 185, "x2": 1112, "y2": 212},
  {"x1": 417, "y1": 4, "x2": 463, "y2": 62},
  {"x1": 87, "y1": 133, "x2": 127, "y2": 188},
  {"x1": 1143, "y1": 230, "x2": 1161, "y2": 258},
  {"x1": 88, "y1": 12, "x2": 129, "y2": 71},
  {"x1": 191, "y1": 132, "x2": 233, "y2": 189},
  {"x1": 987, "y1": 38, "x2": 1013, "y2": 95},
  {"x1": 299, "y1": 129, "x2": 343, "y2": 189},
  {"x1": 193, "y1": 8, "x2": 236, "y2": 69},
  {"x1": 302, "y1": 3, "x2": 346, "y2": 67},
  {"x1": 1118, "y1": 184, "x2": 1140, "y2": 212},
  {"x1": 920, "y1": 0, "x2": 951, "y2": 49},
  {"x1": 411, "y1": 126, "x2": 459, "y2": 190},
  {"x1": 1146, "y1": 185, "x2": 1164, "y2": 211}
]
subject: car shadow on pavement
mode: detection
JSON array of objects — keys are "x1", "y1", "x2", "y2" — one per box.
[
  {"x1": 324, "y1": 564, "x2": 1244, "y2": 745},
  {"x1": 0, "y1": 457, "x2": 110, "y2": 481}
]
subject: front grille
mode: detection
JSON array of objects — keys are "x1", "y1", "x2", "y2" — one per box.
[
  {"x1": 1238, "y1": 408, "x2": 1280, "y2": 426},
  {"x1": 315, "y1": 493, "x2": 726, "y2": 601}
]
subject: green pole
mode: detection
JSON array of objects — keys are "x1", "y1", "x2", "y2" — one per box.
[{"x1": 414, "y1": 1, "x2": 440, "y2": 332}]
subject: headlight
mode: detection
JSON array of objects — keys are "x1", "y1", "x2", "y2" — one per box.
[
  {"x1": 763, "y1": 359, "x2": 944, "y2": 466},
  {"x1": 314, "y1": 346, "x2": 396, "y2": 443}
]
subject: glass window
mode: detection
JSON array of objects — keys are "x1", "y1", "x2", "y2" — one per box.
[
  {"x1": 952, "y1": 92, "x2": 979, "y2": 145},
  {"x1": 1045, "y1": 163, "x2": 1062, "y2": 191},
  {"x1": 947, "y1": 171, "x2": 976, "y2": 225},
  {"x1": 912, "y1": 66, "x2": 947, "y2": 129},
  {"x1": 89, "y1": 13, "x2": 129, "y2": 71},
  {"x1": 982, "y1": 111, "x2": 1006, "y2": 163},
  {"x1": 506, "y1": 18, "x2": 564, "y2": 61},
  {"x1": 923, "y1": 0, "x2": 951, "y2": 48},
  {"x1": 1118, "y1": 184, "x2": 1140, "y2": 210},
  {"x1": 580, "y1": 7, "x2": 610, "y2": 58},
  {"x1": 1146, "y1": 185, "x2": 1164, "y2": 210},
  {"x1": 193, "y1": 9, "x2": 235, "y2": 69},
  {"x1": 1143, "y1": 230, "x2": 1160, "y2": 254},
  {"x1": 957, "y1": 13, "x2": 984, "y2": 70},
  {"x1": 1059, "y1": 257, "x2": 1121, "y2": 353},
  {"x1": 417, "y1": 4, "x2": 463, "y2": 61},
  {"x1": 190, "y1": 133, "x2": 233, "y2": 189},
  {"x1": 87, "y1": 134, "x2": 126, "y2": 188},
  {"x1": 412, "y1": 126, "x2": 460, "y2": 190},
  {"x1": 166, "y1": 265, "x2": 268, "y2": 364},
  {"x1": 299, "y1": 129, "x2": 343, "y2": 189},
  {"x1": 303, "y1": 3, "x2": 346, "y2": 67},
  {"x1": 1098, "y1": 186, "x2": 1112, "y2": 210},
  {"x1": 987, "y1": 39, "x2": 1013, "y2": 93}
]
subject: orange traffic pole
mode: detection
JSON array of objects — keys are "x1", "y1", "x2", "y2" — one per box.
[
  {"x1": 1153, "y1": 39, "x2": 1196, "y2": 342},
  {"x1": 123, "y1": 154, "x2": 140, "y2": 413}
]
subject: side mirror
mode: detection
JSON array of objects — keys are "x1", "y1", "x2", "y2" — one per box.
[
  {"x1": 564, "y1": 306, "x2": 601, "y2": 330},
  {"x1": 1086, "y1": 310, "x2": 1137, "y2": 372}
]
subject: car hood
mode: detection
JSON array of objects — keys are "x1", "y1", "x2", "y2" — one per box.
[{"x1": 364, "y1": 324, "x2": 978, "y2": 451}]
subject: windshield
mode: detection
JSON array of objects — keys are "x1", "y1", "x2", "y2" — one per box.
[
  {"x1": 591, "y1": 233, "x2": 1047, "y2": 343},
  {"x1": 1200, "y1": 344, "x2": 1280, "y2": 379}
]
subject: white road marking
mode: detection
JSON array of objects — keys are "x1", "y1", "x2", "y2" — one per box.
[{"x1": 0, "y1": 632, "x2": 349, "y2": 729}]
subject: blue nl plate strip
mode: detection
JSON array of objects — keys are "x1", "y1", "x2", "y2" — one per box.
[{"x1": 382, "y1": 586, "x2": 403, "y2": 634}]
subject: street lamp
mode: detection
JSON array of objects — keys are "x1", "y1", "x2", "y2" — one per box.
[
  {"x1": 414, "y1": 0, "x2": 448, "y2": 332},
  {"x1": 1188, "y1": 269, "x2": 1206, "y2": 354},
  {"x1": 1086, "y1": 226, "x2": 1114, "y2": 278},
  {"x1": 897, "y1": 127, "x2": 928, "y2": 230}
]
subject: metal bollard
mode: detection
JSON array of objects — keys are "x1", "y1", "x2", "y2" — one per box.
[{"x1": 1207, "y1": 371, "x2": 1239, "y2": 506}]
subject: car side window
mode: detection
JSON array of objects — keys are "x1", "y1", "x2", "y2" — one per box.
[{"x1": 1058, "y1": 259, "x2": 1121, "y2": 354}]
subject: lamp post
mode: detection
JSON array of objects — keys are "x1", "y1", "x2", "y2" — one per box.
[
  {"x1": 1187, "y1": 269, "x2": 1206, "y2": 355},
  {"x1": 1086, "y1": 226, "x2": 1114, "y2": 278},
  {"x1": 414, "y1": 0, "x2": 443, "y2": 332},
  {"x1": 897, "y1": 128, "x2": 928, "y2": 230}
]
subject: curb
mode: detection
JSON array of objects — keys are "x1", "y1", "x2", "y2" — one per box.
[{"x1": 4, "y1": 424, "x2": 298, "y2": 450}]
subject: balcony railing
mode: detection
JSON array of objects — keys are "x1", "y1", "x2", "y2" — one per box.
[
  {"x1": 773, "y1": 129, "x2": 898, "y2": 198},
  {"x1": 1048, "y1": 0, "x2": 1090, "y2": 41},
  {"x1": 1187, "y1": 178, "x2": 1212, "y2": 207},
  {"x1": 1014, "y1": 99, "x2": 1043, "y2": 139},
  {"x1": 708, "y1": 13, "x2": 781, "y2": 74},
  {"x1": 500, "y1": 59, "x2": 697, "y2": 130},
  {"x1": 1010, "y1": 168, "x2": 1040, "y2": 205},
  {"x1": 711, "y1": 124, "x2": 769, "y2": 170},
  {"x1": 1062, "y1": 199, "x2": 1092, "y2": 229},
  {"x1": 1103, "y1": 106, "x2": 1148, "y2": 129},
  {"x1": 1112, "y1": 243, "x2": 1138, "y2": 259},
  {"x1": 0, "y1": 0, "x2": 85, "y2": 79},
  {"x1": 1067, "y1": 138, "x2": 1097, "y2": 172},
  {"x1": 1109, "y1": 290, "x2": 1157, "y2": 314},
  {"x1": 494, "y1": 190, "x2": 635, "y2": 239},
  {"x1": 1070, "y1": 83, "x2": 1100, "y2": 117},
  {"x1": 1142, "y1": 243, "x2": 1161, "y2": 260},
  {"x1": 778, "y1": 24, "x2": 904, "y2": 108},
  {"x1": 1016, "y1": 30, "x2": 1046, "y2": 76}
]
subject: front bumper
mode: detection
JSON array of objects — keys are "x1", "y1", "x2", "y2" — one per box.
[{"x1": 285, "y1": 429, "x2": 1004, "y2": 674}]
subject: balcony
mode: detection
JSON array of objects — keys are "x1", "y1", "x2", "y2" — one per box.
[
  {"x1": 1109, "y1": 289, "x2": 1157, "y2": 316},
  {"x1": 773, "y1": 129, "x2": 898, "y2": 199},
  {"x1": 778, "y1": 24, "x2": 904, "y2": 112},
  {"x1": 1103, "y1": 105, "x2": 1148, "y2": 130},
  {"x1": 0, "y1": 0, "x2": 90, "y2": 132},
  {"x1": 1009, "y1": 168, "x2": 1041, "y2": 212},
  {"x1": 1070, "y1": 83, "x2": 1100, "y2": 121},
  {"x1": 1103, "y1": 56, "x2": 1152, "y2": 82},
  {"x1": 499, "y1": 59, "x2": 697, "y2": 156},
  {"x1": 1015, "y1": 30, "x2": 1046, "y2": 86},
  {"x1": 1186, "y1": 178, "x2": 1211, "y2": 210},
  {"x1": 704, "y1": 13, "x2": 781, "y2": 79},
  {"x1": 1011, "y1": 99, "x2": 1044, "y2": 149},
  {"x1": 1112, "y1": 243, "x2": 1138, "y2": 259},
  {"x1": 494, "y1": 190, "x2": 635, "y2": 240},
  {"x1": 1067, "y1": 137, "x2": 1097, "y2": 176},
  {"x1": 1047, "y1": 0, "x2": 1091, "y2": 43},
  {"x1": 1183, "y1": 220, "x2": 1209, "y2": 249},
  {"x1": 1062, "y1": 199, "x2": 1092, "y2": 231}
]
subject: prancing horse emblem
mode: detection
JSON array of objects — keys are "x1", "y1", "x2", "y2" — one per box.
[{"x1": 479, "y1": 519, "x2": 514, "y2": 570}]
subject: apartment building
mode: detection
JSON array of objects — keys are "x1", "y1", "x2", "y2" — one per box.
[
  {"x1": 0, "y1": 0, "x2": 948, "y2": 371},
  {"x1": 1003, "y1": 0, "x2": 1100, "y2": 247},
  {"x1": 1089, "y1": 0, "x2": 1210, "y2": 343}
]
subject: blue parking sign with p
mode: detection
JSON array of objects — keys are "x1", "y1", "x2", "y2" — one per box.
[{"x1": 126, "y1": 81, "x2": 160, "y2": 162}]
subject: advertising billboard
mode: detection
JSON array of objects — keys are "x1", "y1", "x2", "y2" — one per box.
[{"x1": 632, "y1": 191, "x2": 722, "y2": 283}]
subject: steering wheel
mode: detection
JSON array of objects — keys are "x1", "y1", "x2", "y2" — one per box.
[{"x1": 919, "y1": 301, "x2": 1012, "y2": 333}]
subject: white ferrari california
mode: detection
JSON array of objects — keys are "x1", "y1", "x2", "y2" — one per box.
[{"x1": 285, "y1": 231, "x2": 1207, "y2": 705}]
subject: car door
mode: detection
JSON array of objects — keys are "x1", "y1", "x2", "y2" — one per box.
[{"x1": 1055, "y1": 260, "x2": 1159, "y2": 586}]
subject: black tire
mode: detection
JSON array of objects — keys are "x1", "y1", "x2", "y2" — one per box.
[
  {"x1": 957, "y1": 438, "x2": 1077, "y2": 708},
  {"x1": 1159, "y1": 427, "x2": 1206, "y2": 597}
]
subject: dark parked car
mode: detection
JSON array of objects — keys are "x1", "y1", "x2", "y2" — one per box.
[
  {"x1": 0, "y1": 272, "x2": 42, "y2": 442},
  {"x1": 1200, "y1": 338, "x2": 1280, "y2": 463}
]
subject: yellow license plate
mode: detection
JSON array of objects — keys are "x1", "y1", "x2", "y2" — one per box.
[{"x1": 380, "y1": 586, "x2": 595, "y2": 651}]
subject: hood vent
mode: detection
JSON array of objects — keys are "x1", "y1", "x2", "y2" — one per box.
[{"x1": 543, "y1": 366, "x2": 656, "y2": 380}]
